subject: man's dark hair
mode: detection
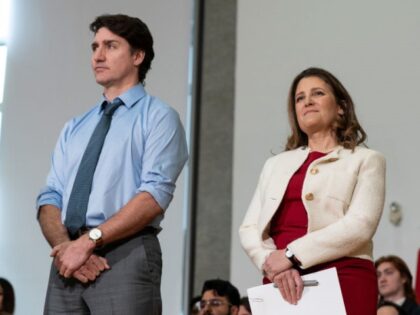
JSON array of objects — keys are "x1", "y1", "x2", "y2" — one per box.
[
  {"x1": 90, "y1": 14, "x2": 155, "y2": 84},
  {"x1": 0, "y1": 278, "x2": 15, "y2": 313},
  {"x1": 201, "y1": 279, "x2": 240, "y2": 307},
  {"x1": 240, "y1": 296, "x2": 251, "y2": 312}
]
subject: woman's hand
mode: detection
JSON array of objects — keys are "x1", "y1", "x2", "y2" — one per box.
[
  {"x1": 273, "y1": 268, "x2": 304, "y2": 305},
  {"x1": 262, "y1": 249, "x2": 293, "y2": 281}
]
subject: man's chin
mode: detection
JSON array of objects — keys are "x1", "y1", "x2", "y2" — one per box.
[
  {"x1": 94, "y1": 75, "x2": 110, "y2": 86},
  {"x1": 95, "y1": 78, "x2": 112, "y2": 88}
]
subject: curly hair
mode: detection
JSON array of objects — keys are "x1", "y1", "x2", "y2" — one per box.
[{"x1": 286, "y1": 67, "x2": 366, "y2": 151}]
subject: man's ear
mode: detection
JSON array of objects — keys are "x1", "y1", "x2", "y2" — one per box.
[{"x1": 133, "y1": 50, "x2": 145, "y2": 66}]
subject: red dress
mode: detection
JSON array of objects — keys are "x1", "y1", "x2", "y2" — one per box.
[{"x1": 266, "y1": 151, "x2": 377, "y2": 315}]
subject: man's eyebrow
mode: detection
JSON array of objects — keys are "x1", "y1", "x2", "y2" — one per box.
[
  {"x1": 91, "y1": 39, "x2": 120, "y2": 47},
  {"x1": 103, "y1": 39, "x2": 119, "y2": 45}
]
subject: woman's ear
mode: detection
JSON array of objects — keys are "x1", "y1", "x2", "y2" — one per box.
[{"x1": 338, "y1": 101, "x2": 345, "y2": 116}]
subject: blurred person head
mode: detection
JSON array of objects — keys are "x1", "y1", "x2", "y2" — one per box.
[
  {"x1": 190, "y1": 295, "x2": 201, "y2": 315},
  {"x1": 0, "y1": 278, "x2": 15, "y2": 314},
  {"x1": 375, "y1": 255, "x2": 416, "y2": 302},
  {"x1": 199, "y1": 279, "x2": 240, "y2": 315},
  {"x1": 377, "y1": 300, "x2": 406, "y2": 315},
  {"x1": 238, "y1": 296, "x2": 252, "y2": 315},
  {"x1": 286, "y1": 67, "x2": 366, "y2": 151}
]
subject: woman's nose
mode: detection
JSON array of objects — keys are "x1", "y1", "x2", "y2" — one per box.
[{"x1": 304, "y1": 96, "x2": 313, "y2": 107}]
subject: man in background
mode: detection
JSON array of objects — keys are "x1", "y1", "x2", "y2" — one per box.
[{"x1": 199, "y1": 279, "x2": 240, "y2": 315}]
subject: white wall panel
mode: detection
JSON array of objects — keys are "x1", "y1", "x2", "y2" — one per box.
[{"x1": 0, "y1": 1, "x2": 192, "y2": 314}]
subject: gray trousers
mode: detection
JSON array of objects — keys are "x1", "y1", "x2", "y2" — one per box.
[{"x1": 43, "y1": 232, "x2": 162, "y2": 315}]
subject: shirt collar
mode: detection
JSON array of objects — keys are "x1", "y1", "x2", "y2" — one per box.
[
  {"x1": 395, "y1": 297, "x2": 406, "y2": 306},
  {"x1": 98, "y1": 84, "x2": 146, "y2": 112}
]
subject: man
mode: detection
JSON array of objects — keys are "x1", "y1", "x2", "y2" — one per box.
[
  {"x1": 199, "y1": 279, "x2": 240, "y2": 315},
  {"x1": 37, "y1": 14, "x2": 188, "y2": 314},
  {"x1": 376, "y1": 255, "x2": 420, "y2": 315}
]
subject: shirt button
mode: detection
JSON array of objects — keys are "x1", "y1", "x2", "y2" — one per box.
[
  {"x1": 310, "y1": 168, "x2": 319, "y2": 175},
  {"x1": 305, "y1": 193, "x2": 314, "y2": 201}
]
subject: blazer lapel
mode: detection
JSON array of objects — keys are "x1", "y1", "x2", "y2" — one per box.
[{"x1": 259, "y1": 147, "x2": 309, "y2": 233}]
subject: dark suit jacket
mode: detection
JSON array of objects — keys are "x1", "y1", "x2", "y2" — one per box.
[{"x1": 402, "y1": 298, "x2": 420, "y2": 315}]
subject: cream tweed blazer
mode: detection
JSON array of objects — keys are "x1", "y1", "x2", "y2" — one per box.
[{"x1": 239, "y1": 146, "x2": 386, "y2": 270}]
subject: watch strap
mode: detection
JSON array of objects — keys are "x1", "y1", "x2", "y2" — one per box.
[{"x1": 285, "y1": 248, "x2": 302, "y2": 269}]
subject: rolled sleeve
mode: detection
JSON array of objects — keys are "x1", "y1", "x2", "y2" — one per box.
[
  {"x1": 137, "y1": 107, "x2": 188, "y2": 210},
  {"x1": 36, "y1": 187, "x2": 62, "y2": 210},
  {"x1": 35, "y1": 121, "x2": 73, "y2": 213}
]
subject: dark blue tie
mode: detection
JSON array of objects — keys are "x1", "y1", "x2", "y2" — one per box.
[{"x1": 65, "y1": 98, "x2": 123, "y2": 236}]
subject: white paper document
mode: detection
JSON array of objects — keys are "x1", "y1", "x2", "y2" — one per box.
[{"x1": 247, "y1": 267, "x2": 347, "y2": 315}]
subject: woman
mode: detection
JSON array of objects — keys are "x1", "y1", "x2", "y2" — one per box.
[
  {"x1": 239, "y1": 67, "x2": 386, "y2": 315},
  {"x1": 0, "y1": 278, "x2": 14, "y2": 315},
  {"x1": 376, "y1": 255, "x2": 420, "y2": 315}
]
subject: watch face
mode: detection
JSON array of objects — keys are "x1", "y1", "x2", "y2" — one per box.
[
  {"x1": 285, "y1": 249, "x2": 293, "y2": 258},
  {"x1": 89, "y1": 228, "x2": 102, "y2": 241}
]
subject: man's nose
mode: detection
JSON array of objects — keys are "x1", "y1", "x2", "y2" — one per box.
[
  {"x1": 200, "y1": 304, "x2": 211, "y2": 314},
  {"x1": 93, "y1": 47, "x2": 105, "y2": 60}
]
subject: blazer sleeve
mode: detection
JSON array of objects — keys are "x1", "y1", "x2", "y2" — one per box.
[
  {"x1": 288, "y1": 150, "x2": 386, "y2": 269},
  {"x1": 239, "y1": 158, "x2": 277, "y2": 270}
]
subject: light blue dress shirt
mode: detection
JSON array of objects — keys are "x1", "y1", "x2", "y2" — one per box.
[{"x1": 37, "y1": 84, "x2": 188, "y2": 228}]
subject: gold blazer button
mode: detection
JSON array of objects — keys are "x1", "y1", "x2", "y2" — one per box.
[
  {"x1": 310, "y1": 168, "x2": 319, "y2": 175},
  {"x1": 305, "y1": 193, "x2": 314, "y2": 201}
]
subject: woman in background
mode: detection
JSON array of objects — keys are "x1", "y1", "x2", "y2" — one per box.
[
  {"x1": 376, "y1": 255, "x2": 420, "y2": 315},
  {"x1": 239, "y1": 67, "x2": 386, "y2": 315}
]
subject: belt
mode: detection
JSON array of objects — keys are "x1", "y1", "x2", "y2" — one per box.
[{"x1": 68, "y1": 226, "x2": 157, "y2": 241}]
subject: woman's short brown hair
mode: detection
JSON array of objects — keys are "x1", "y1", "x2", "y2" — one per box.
[
  {"x1": 286, "y1": 67, "x2": 366, "y2": 151},
  {"x1": 375, "y1": 255, "x2": 417, "y2": 301}
]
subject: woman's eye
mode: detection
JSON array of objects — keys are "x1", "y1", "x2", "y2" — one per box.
[
  {"x1": 313, "y1": 90, "x2": 325, "y2": 96},
  {"x1": 295, "y1": 95, "x2": 304, "y2": 102}
]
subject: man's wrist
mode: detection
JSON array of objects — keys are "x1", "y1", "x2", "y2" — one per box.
[
  {"x1": 88, "y1": 228, "x2": 104, "y2": 248},
  {"x1": 78, "y1": 233, "x2": 97, "y2": 251}
]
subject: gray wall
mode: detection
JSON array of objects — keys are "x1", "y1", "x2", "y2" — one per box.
[
  {"x1": 231, "y1": 0, "x2": 420, "y2": 294},
  {"x1": 0, "y1": 1, "x2": 192, "y2": 314},
  {"x1": 192, "y1": 0, "x2": 237, "y2": 295}
]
